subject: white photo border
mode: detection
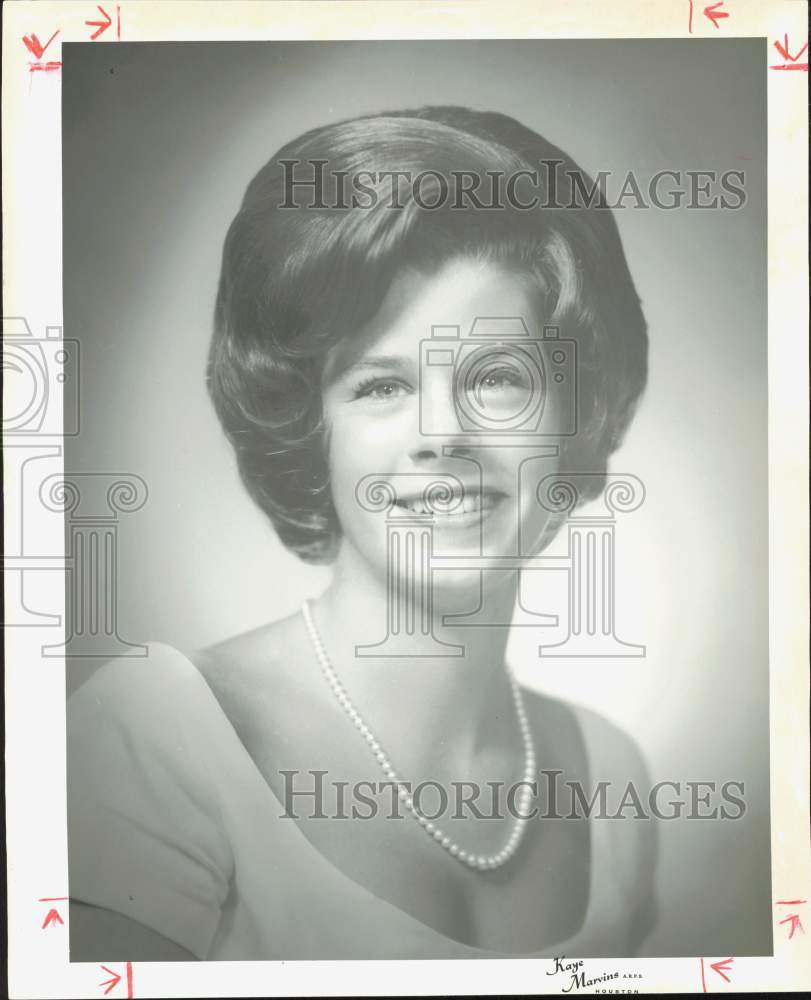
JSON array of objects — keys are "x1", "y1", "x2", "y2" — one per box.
[{"x1": 3, "y1": 1, "x2": 809, "y2": 996}]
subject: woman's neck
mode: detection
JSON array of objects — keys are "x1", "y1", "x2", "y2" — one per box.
[{"x1": 308, "y1": 542, "x2": 522, "y2": 780}]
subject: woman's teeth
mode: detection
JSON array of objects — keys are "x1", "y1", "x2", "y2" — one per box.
[{"x1": 395, "y1": 492, "x2": 500, "y2": 515}]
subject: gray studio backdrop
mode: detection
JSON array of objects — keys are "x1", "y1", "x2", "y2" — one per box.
[{"x1": 62, "y1": 40, "x2": 769, "y2": 957}]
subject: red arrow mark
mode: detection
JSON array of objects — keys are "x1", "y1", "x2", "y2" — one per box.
[
  {"x1": 773, "y1": 36, "x2": 808, "y2": 62},
  {"x1": 779, "y1": 913, "x2": 805, "y2": 938},
  {"x1": 86, "y1": 5, "x2": 112, "y2": 41},
  {"x1": 704, "y1": 2, "x2": 729, "y2": 28},
  {"x1": 22, "y1": 30, "x2": 59, "y2": 59},
  {"x1": 98, "y1": 966, "x2": 122, "y2": 995},
  {"x1": 710, "y1": 957, "x2": 734, "y2": 983},
  {"x1": 771, "y1": 35, "x2": 809, "y2": 71},
  {"x1": 700, "y1": 956, "x2": 735, "y2": 991},
  {"x1": 41, "y1": 907, "x2": 64, "y2": 929},
  {"x1": 97, "y1": 962, "x2": 133, "y2": 997}
]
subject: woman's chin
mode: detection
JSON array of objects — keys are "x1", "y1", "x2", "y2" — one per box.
[{"x1": 422, "y1": 566, "x2": 518, "y2": 609}]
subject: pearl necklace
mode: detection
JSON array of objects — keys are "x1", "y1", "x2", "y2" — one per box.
[{"x1": 301, "y1": 600, "x2": 536, "y2": 871}]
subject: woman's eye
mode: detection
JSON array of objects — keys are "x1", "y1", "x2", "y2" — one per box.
[
  {"x1": 353, "y1": 378, "x2": 411, "y2": 401},
  {"x1": 475, "y1": 367, "x2": 526, "y2": 391}
]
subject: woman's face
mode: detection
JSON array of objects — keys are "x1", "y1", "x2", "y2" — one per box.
[{"x1": 321, "y1": 256, "x2": 562, "y2": 595}]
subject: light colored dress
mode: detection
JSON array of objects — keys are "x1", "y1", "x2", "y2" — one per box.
[{"x1": 67, "y1": 642, "x2": 658, "y2": 960}]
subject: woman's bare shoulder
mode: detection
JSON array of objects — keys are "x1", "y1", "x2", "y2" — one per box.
[
  {"x1": 68, "y1": 640, "x2": 218, "y2": 707},
  {"x1": 194, "y1": 610, "x2": 312, "y2": 687},
  {"x1": 570, "y1": 701, "x2": 652, "y2": 791},
  {"x1": 188, "y1": 609, "x2": 325, "y2": 739},
  {"x1": 199, "y1": 611, "x2": 301, "y2": 667}
]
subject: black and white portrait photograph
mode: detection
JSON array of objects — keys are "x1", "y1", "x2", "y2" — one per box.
[
  {"x1": 4, "y1": 0, "x2": 811, "y2": 993},
  {"x1": 51, "y1": 34, "x2": 779, "y2": 969},
  {"x1": 52, "y1": 33, "x2": 772, "y2": 968}
]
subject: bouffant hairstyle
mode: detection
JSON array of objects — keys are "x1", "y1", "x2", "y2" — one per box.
[{"x1": 207, "y1": 106, "x2": 648, "y2": 563}]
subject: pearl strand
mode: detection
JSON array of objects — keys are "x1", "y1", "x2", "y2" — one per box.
[{"x1": 301, "y1": 600, "x2": 536, "y2": 871}]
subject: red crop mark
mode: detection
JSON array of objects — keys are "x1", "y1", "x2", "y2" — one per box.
[
  {"x1": 28, "y1": 61, "x2": 62, "y2": 74},
  {"x1": 703, "y1": 2, "x2": 729, "y2": 29},
  {"x1": 688, "y1": 1, "x2": 729, "y2": 33},
  {"x1": 770, "y1": 35, "x2": 808, "y2": 71},
  {"x1": 22, "y1": 30, "x2": 59, "y2": 59},
  {"x1": 38, "y1": 897, "x2": 68, "y2": 928},
  {"x1": 97, "y1": 962, "x2": 133, "y2": 997},
  {"x1": 776, "y1": 898, "x2": 808, "y2": 938},
  {"x1": 22, "y1": 29, "x2": 61, "y2": 74},
  {"x1": 41, "y1": 908, "x2": 64, "y2": 929},
  {"x1": 99, "y1": 966, "x2": 121, "y2": 995},
  {"x1": 779, "y1": 913, "x2": 805, "y2": 938},
  {"x1": 117, "y1": 5, "x2": 121, "y2": 40},
  {"x1": 700, "y1": 956, "x2": 734, "y2": 990},
  {"x1": 86, "y1": 5, "x2": 113, "y2": 41},
  {"x1": 709, "y1": 957, "x2": 734, "y2": 983}
]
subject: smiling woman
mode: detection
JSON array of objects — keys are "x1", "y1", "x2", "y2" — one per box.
[
  {"x1": 322, "y1": 258, "x2": 570, "y2": 591},
  {"x1": 67, "y1": 106, "x2": 656, "y2": 960},
  {"x1": 207, "y1": 107, "x2": 647, "y2": 564}
]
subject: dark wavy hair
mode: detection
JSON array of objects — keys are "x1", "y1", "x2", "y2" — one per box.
[{"x1": 207, "y1": 106, "x2": 648, "y2": 563}]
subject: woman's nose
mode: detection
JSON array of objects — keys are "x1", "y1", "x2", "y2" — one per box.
[{"x1": 408, "y1": 373, "x2": 475, "y2": 463}]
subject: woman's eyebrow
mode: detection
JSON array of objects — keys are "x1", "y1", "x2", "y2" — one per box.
[{"x1": 343, "y1": 355, "x2": 412, "y2": 373}]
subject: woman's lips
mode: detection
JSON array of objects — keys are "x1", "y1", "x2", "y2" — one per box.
[{"x1": 391, "y1": 490, "x2": 506, "y2": 528}]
